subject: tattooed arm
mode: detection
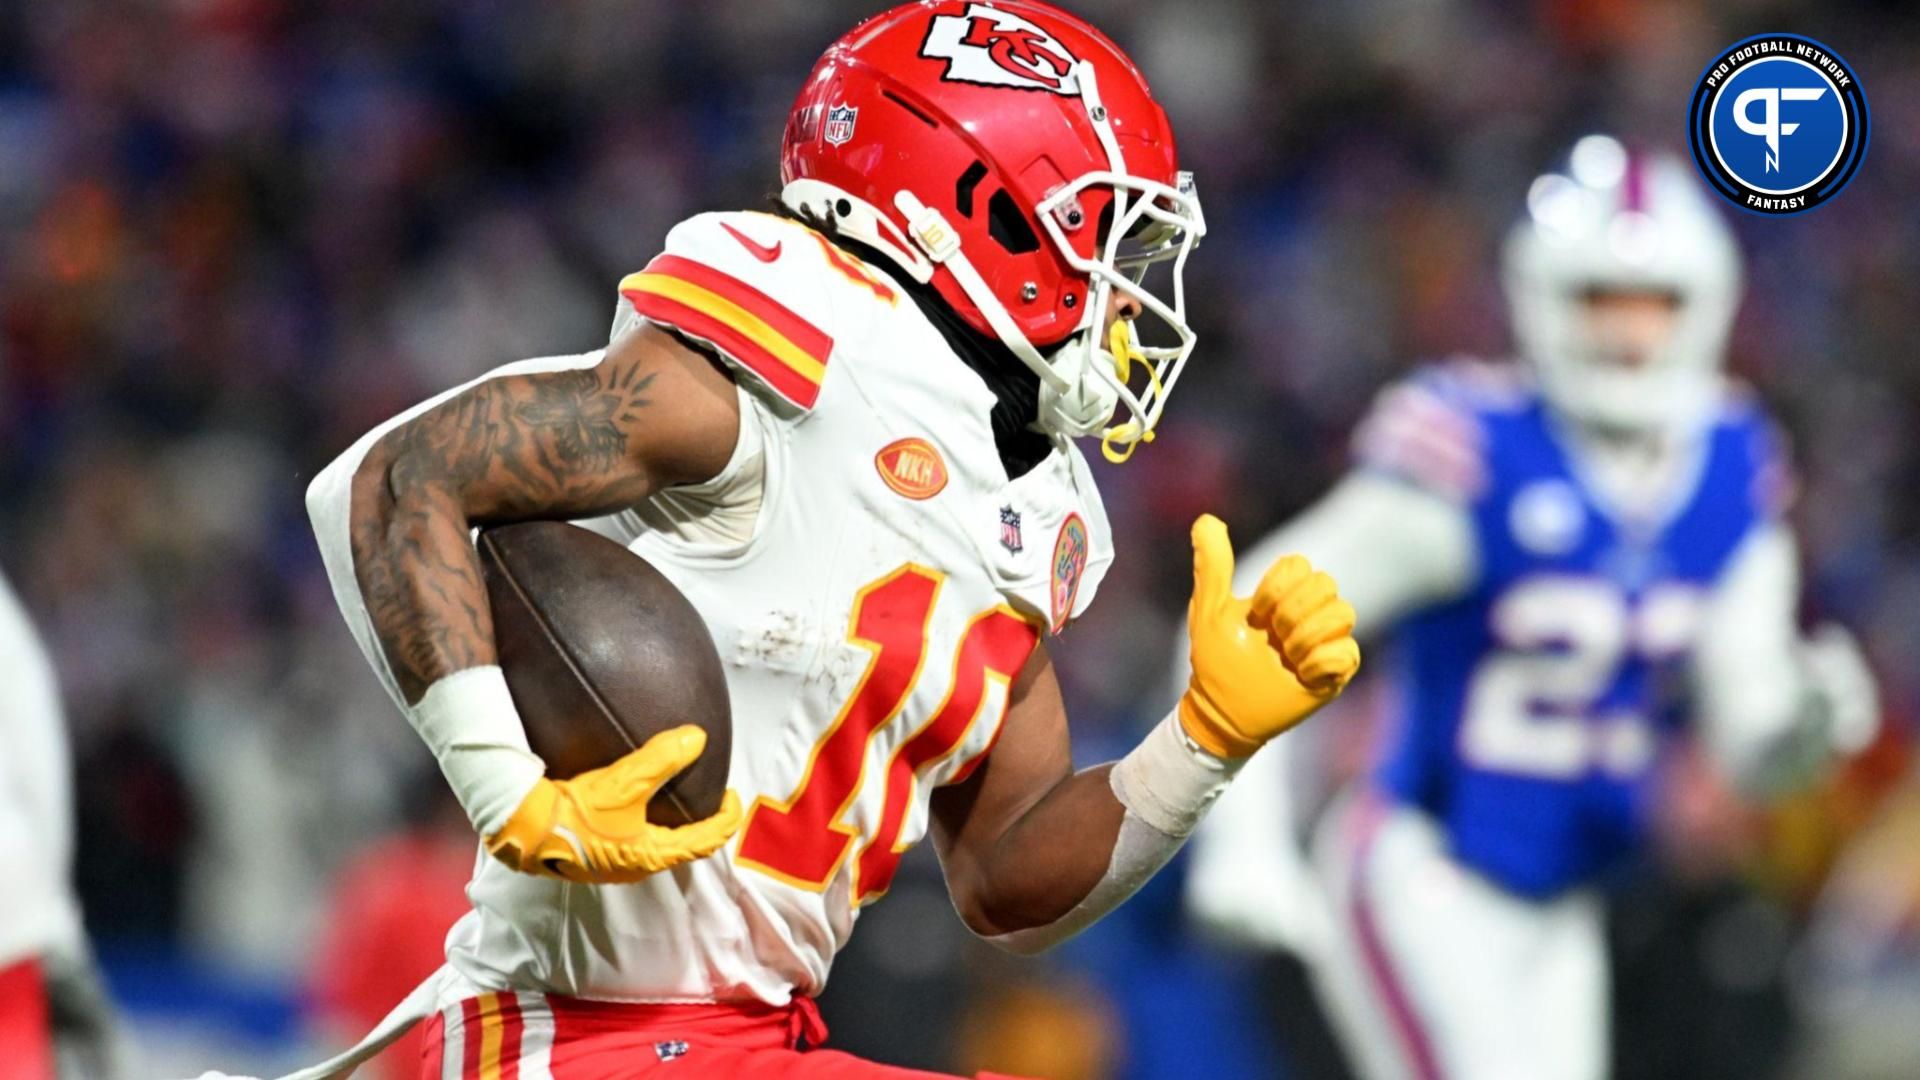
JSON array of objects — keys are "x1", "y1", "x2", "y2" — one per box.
[
  {"x1": 304, "y1": 323, "x2": 749, "y2": 867},
  {"x1": 348, "y1": 323, "x2": 740, "y2": 703}
]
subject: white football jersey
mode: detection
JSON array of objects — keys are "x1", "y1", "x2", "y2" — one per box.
[
  {"x1": 0, "y1": 573, "x2": 84, "y2": 971},
  {"x1": 426, "y1": 210, "x2": 1115, "y2": 1004}
]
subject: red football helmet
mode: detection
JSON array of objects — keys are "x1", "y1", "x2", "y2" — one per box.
[{"x1": 781, "y1": 1, "x2": 1205, "y2": 456}]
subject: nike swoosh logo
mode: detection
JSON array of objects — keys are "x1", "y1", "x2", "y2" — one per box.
[{"x1": 720, "y1": 221, "x2": 781, "y2": 263}]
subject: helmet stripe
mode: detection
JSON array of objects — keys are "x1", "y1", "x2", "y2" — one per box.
[{"x1": 1622, "y1": 148, "x2": 1648, "y2": 212}]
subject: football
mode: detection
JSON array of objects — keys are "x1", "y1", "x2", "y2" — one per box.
[{"x1": 477, "y1": 521, "x2": 732, "y2": 826}]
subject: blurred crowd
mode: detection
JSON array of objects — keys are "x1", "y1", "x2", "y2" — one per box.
[{"x1": 3, "y1": 0, "x2": 1919, "y2": 1076}]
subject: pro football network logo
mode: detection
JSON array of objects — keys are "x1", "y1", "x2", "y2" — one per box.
[
  {"x1": 921, "y1": 3, "x2": 1081, "y2": 95},
  {"x1": 1688, "y1": 34, "x2": 1868, "y2": 215}
]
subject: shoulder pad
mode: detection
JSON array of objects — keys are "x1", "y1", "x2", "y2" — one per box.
[
  {"x1": 1419, "y1": 357, "x2": 1534, "y2": 412},
  {"x1": 973, "y1": 439, "x2": 1114, "y2": 635},
  {"x1": 618, "y1": 212, "x2": 875, "y2": 412},
  {"x1": 1350, "y1": 360, "x2": 1509, "y2": 503}
]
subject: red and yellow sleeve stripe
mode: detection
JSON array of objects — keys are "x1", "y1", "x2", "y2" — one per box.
[
  {"x1": 457, "y1": 992, "x2": 524, "y2": 1080},
  {"x1": 620, "y1": 254, "x2": 831, "y2": 408}
]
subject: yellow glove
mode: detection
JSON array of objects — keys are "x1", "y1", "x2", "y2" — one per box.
[
  {"x1": 486, "y1": 725, "x2": 743, "y2": 884},
  {"x1": 1179, "y1": 514, "x2": 1361, "y2": 758}
]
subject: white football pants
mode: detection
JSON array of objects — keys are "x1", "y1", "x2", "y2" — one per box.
[{"x1": 1306, "y1": 792, "x2": 1608, "y2": 1080}]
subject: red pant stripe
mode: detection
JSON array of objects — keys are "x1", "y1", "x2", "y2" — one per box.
[
  {"x1": 498, "y1": 992, "x2": 524, "y2": 1080},
  {"x1": 1347, "y1": 796, "x2": 1446, "y2": 1080},
  {"x1": 418, "y1": 1012, "x2": 446, "y2": 1080},
  {"x1": 425, "y1": 992, "x2": 1000, "y2": 1078},
  {"x1": 458, "y1": 997, "x2": 483, "y2": 1080},
  {"x1": 0, "y1": 960, "x2": 53, "y2": 1080}
]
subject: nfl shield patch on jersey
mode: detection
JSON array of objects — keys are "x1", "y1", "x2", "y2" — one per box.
[{"x1": 999, "y1": 505, "x2": 1024, "y2": 554}]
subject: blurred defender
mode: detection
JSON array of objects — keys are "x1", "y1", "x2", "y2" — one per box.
[
  {"x1": 293, "y1": 4, "x2": 1358, "y2": 1079},
  {"x1": 1186, "y1": 138, "x2": 1877, "y2": 1080}
]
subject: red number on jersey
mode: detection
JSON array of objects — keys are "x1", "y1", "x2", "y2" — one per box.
[
  {"x1": 734, "y1": 565, "x2": 1039, "y2": 903},
  {"x1": 853, "y1": 605, "x2": 1036, "y2": 903}
]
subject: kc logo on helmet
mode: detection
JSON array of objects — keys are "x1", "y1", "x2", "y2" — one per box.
[
  {"x1": 921, "y1": 3, "x2": 1081, "y2": 95},
  {"x1": 1688, "y1": 33, "x2": 1868, "y2": 215}
]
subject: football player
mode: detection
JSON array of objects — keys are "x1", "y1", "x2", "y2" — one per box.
[
  {"x1": 288, "y1": 4, "x2": 1360, "y2": 1079},
  {"x1": 0, "y1": 574, "x2": 126, "y2": 1080},
  {"x1": 1185, "y1": 137, "x2": 1878, "y2": 1080}
]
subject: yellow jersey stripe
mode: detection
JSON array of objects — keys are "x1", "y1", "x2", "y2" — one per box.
[{"x1": 619, "y1": 271, "x2": 827, "y2": 387}]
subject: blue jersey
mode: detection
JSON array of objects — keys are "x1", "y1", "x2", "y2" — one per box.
[{"x1": 1360, "y1": 363, "x2": 1788, "y2": 898}]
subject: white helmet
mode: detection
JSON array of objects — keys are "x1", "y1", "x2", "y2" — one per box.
[{"x1": 1502, "y1": 136, "x2": 1743, "y2": 433}]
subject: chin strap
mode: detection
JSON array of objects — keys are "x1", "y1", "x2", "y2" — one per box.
[
  {"x1": 893, "y1": 190, "x2": 1170, "y2": 458},
  {"x1": 894, "y1": 190, "x2": 1063, "y2": 391},
  {"x1": 1101, "y1": 320, "x2": 1160, "y2": 463},
  {"x1": 895, "y1": 187, "x2": 1128, "y2": 440}
]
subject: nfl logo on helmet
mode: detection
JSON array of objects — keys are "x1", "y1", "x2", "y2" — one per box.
[{"x1": 823, "y1": 105, "x2": 858, "y2": 146}]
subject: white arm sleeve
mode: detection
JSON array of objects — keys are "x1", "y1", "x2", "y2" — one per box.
[
  {"x1": 0, "y1": 575, "x2": 84, "y2": 968},
  {"x1": 1693, "y1": 523, "x2": 1872, "y2": 795},
  {"x1": 1230, "y1": 472, "x2": 1478, "y2": 633},
  {"x1": 1694, "y1": 524, "x2": 1802, "y2": 772},
  {"x1": 1177, "y1": 471, "x2": 1474, "y2": 952},
  {"x1": 1184, "y1": 734, "x2": 1337, "y2": 953},
  {"x1": 0, "y1": 579, "x2": 129, "y2": 1074},
  {"x1": 1166, "y1": 471, "x2": 1476, "y2": 699}
]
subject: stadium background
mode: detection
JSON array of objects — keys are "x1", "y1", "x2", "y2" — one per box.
[{"x1": 2, "y1": 0, "x2": 1918, "y2": 1076}]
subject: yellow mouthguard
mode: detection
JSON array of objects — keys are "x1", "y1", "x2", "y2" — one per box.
[{"x1": 1101, "y1": 320, "x2": 1160, "y2": 464}]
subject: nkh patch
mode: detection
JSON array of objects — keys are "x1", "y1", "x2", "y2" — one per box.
[
  {"x1": 1049, "y1": 513, "x2": 1089, "y2": 632},
  {"x1": 875, "y1": 437, "x2": 948, "y2": 500},
  {"x1": 999, "y1": 505, "x2": 1024, "y2": 554},
  {"x1": 655, "y1": 1039, "x2": 690, "y2": 1062},
  {"x1": 823, "y1": 104, "x2": 857, "y2": 146}
]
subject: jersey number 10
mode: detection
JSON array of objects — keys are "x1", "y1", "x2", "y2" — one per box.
[{"x1": 735, "y1": 565, "x2": 1039, "y2": 905}]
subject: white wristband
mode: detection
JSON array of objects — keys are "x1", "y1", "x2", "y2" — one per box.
[
  {"x1": 409, "y1": 666, "x2": 545, "y2": 837},
  {"x1": 1110, "y1": 710, "x2": 1245, "y2": 839}
]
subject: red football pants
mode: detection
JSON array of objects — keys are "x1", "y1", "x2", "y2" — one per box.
[
  {"x1": 0, "y1": 959, "x2": 54, "y2": 1080},
  {"x1": 420, "y1": 991, "x2": 1026, "y2": 1079}
]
